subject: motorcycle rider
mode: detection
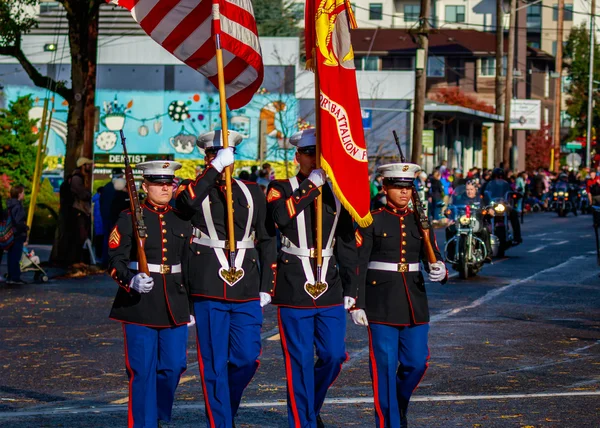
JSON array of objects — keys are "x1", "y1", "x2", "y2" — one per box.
[
  {"x1": 480, "y1": 168, "x2": 522, "y2": 244},
  {"x1": 445, "y1": 181, "x2": 493, "y2": 263},
  {"x1": 554, "y1": 173, "x2": 578, "y2": 216},
  {"x1": 587, "y1": 170, "x2": 600, "y2": 206}
]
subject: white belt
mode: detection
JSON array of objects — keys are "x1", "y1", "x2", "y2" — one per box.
[
  {"x1": 128, "y1": 262, "x2": 182, "y2": 274},
  {"x1": 368, "y1": 261, "x2": 421, "y2": 273},
  {"x1": 192, "y1": 237, "x2": 255, "y2": 249},
  {"x1": 280, "y1": 235, "x2": 334, "y2": 258},
  {"x1": 281, "y1": 246, "x2": 334, "y2": 258},
  {"x1": 192, "y1": 228, "x2": 255, "y2": 249}
]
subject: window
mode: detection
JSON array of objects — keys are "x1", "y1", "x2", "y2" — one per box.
[
  {"x1": 527, "y1": 41, "x2": 541, "y2": 49},
  {"x1": 363, "y1": 56, "x2": 380, "y2": 70},
  {"x1": 290, "y1": 3, "x2": 304, "y2": 20},
  {"x1": 40, "y1": 1, "x2": 60, "y2": 13},
  {"x1": 427, "y1": 56, "x2": 445, "y2": 77},
  {"x1": 527, "y1": 4, "x2": 542, "y2": 29},
  {"x1": 369, "y1": 3, "x2": 383, "y2": 20},
  {"x1": 479, "y1": 57, "x2": 507, "y2": 77},
  {"x1": 355, "y1": 56, "x2": 380, "y2": 70},
  {"x1": 445, "y1": 5, "x2": 465, "y2": 23},
  {"x1": 404, "y1": 5, "x2": 420, "y2": 22},
  {"x1": 553, "y1": 4, "x2": 573, "y2": 21},
  {"x1": 382, "y1": 56, "x2": 413, "y2": 70}
]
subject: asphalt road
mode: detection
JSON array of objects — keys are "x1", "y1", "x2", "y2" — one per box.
[{"x1": 0, "y1": 212, "x2": 598, "y2": 427}]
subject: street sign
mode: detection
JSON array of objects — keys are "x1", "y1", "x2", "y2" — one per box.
[
  {"x1": 423, "y1": 130, "x2": 434, "y2": 152},
  {"x1": 510, "y1": 100, "x2": 541, "y2": 130},
  {"x1": 565, "y1": 141, "x2": 583, "y2": 150},
  {"x1": 361, "y1": 109, "x2": 372, "y2": 129}
]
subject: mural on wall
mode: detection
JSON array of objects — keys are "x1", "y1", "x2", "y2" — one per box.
[{"x1": 3, "y1": 86, "x2": 300, "y2": 165}]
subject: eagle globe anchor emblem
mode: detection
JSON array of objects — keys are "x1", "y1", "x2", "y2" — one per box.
[
  {"x1": 304, "y1": 280, "x2": 329, "y2": 300},
  {"x1": 219, "y1": 267, "x2": 245, "y2": 287},
  {"x1": 316, "y1": 0, "x2": 356, "y2": 68}
]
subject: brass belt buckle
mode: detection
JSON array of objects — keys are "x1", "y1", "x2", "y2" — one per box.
[
  {"x1": 309, "y1": 248, "x2": 316, "y2": 258},
  {"x1": 397, "y1": 263, "x2": 408, "y2": 273},
  {"x1": 160, "y1": 264, "x2": 171, "y2": 274}
]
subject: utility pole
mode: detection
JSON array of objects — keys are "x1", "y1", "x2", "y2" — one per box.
[
  {"x1": 502, "y1": 0, "x2": 516, "y2": 168},
  {"x1": 552, "y1": 0, "x2": 565, "y2": 171},
  {"x1": 411, "y1": 0, "x2": 431, "y2": 164},
  {"x1": 586, "y1": 0, "x2": 596, "y2": 168},
  {"x1": 495, "y1": 0, "x2": 504, "y2": 167}
]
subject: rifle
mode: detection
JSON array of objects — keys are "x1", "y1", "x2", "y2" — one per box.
[
  {"x1": 392, "y1": 130, "x2": 437, "y2": 264},
  {"x1": 119, "y1": 130, "x2": 149, "y2": 275}
]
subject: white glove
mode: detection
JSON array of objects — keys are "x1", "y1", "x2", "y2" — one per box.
[
  {"x1": 428, "y1": 261, "x2": 447, "y2": 282},
  {"x1": 130, "y1": 273, "x2": 154, "y2": 293},
  {"x1": 344, "y1": 296, "x2": 356, "y2": 310},
  {"x1": 351, "y1": 309, "x2": 369, "y2": 326},
  {"x1": 187, "y1": 315, "x2": 196, "y2": 328},
  {"x1": 259, "y1": 292, "x2": 272, "y2": 307},
  {"x1": 211, "y1": 147, "x2": 235, "y2": 173},
  {"x1": 308, "y1": 168, "x2": 326, "y2": 187}
]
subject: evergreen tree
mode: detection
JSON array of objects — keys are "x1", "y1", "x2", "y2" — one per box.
[
  {"x1": 254, "y1": 0, "x2": 301, "y2": 37},
  {"x1": 564, "y1": 23, "x2": 600, "y2": 139},
  {"x1": 0, "y1": 95, "x2": 38, "y2": 193}
]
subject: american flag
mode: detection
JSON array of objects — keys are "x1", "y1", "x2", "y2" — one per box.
[{"x1": 111, "y1": 0, "x2": 263, "y2": 110}]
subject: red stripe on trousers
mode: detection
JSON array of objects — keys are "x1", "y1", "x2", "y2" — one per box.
[
  {"x1": 195, "y1": 335, "x2": 216, "y2": 428},
  {"x1": 277, "y1": 308, "x2": 301, "y2": 427},
  {"x1": 368, "y1": 327, "x2": 385, "y2": 428},
  {"x1": 122, "y1": 324, "x2": 135, "y2": 428}
]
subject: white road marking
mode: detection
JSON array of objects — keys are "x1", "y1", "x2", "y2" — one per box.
[
  {"x1": 2, "y1": 392, "x2": 599, "y2": 418},
  {"x1": 430, "y1": 255, "x2": 587, "y2": 323},
  {"x1": 581, "y1": 234, "x2": 592, "y2": 238},
  {"x1": 528, "y1": 240, "x2": 569, "y2": 253}
]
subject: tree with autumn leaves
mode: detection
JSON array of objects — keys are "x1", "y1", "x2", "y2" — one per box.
[
  {"x1": 525, "y1": 123, "x2": 552, "y2": 171},
  {"x1": 429, "y1": 87, "x2": 495, "y2": 114}
]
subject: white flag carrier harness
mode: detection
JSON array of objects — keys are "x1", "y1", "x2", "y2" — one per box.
[
  {"x1": 192, "y1": 179, "x2": 254, "y2": 282},
  {"x1": 280, "y1": 177, "x2": 341, "y2": 292}
]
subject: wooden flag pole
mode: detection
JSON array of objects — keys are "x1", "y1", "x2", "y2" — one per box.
[
  {"x1": 27, "y1": 97, "x2": 49, "y2": 233},
  {"x1": 215, "y1": 35, "x2": 241, "y2": 282},
  {"x1": 314, "y1": 59, "x2": 323, "y2": 280}
]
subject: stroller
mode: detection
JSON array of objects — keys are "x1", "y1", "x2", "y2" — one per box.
[{"x1": 19, "y1": 248, "x2": 49, "y2": 283}]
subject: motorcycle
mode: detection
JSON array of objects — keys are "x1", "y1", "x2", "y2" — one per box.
[
  {"x1": 444, "y1": 186, "x2": 492, "y2": 279},
  {"x1": 550, "y1": 183, "x2": 574, "y2": 217},
  {"x1": 578, "y1": 186, "x2": 590, "y2": 214},
  {"x1": 485, "y1": 191, "x2": 516, "y2": 258}
]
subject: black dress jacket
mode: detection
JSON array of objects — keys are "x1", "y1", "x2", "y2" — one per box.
[
  {"x1": 356, "y1": 205, "x2": 446, "y2": 326},
  {"x1": 266, "y1": 173, "x2": 358, "y2": 308},
  {"x1": 176, "y1": 166, "x2": 277, "y2": 301},
  {"x1": 109, "y1": 201, "x2": 192, "y2": 327}
]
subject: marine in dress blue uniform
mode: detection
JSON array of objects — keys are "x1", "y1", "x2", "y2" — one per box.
[
  {"x1": 108, "y1": 161, "x2": 192, "y2": 428},
  {"x1": 176, "y1": 130, "x2": 277, "y2": 428},
  {"x1": 266, "y1": 129, "x2": 359, "y2": 428},
  {"x1": 352, "y1": 162, "x2": 448, "y2": 428}
]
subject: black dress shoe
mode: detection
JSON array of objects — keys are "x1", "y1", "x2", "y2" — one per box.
[{"x1": 316, "y1": 414, "x2": 325, "y2": 428}]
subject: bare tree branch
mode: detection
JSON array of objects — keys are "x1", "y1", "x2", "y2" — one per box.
[{"x1": 0, "y1": 39, "x2": 73, "y2": 102}]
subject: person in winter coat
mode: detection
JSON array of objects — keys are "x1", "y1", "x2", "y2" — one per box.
[{"x1": 6, "y1": 185, "x2": 28, "y2": 284}]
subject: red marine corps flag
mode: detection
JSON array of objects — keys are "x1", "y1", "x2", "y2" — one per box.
[
  {"x1": 305, "y1": 0, "x2": 372, "y2": 227},
  {"x1": 110, "y1": 0, "x2": 263, "y2": 109}
]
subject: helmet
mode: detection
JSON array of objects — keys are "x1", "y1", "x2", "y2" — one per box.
[
  {"x1": 492, "y1": 168, "x2": 505, "y2": 179},
  {"x1": 558, "y1": 173, "x2": 568, "y2": 181}
]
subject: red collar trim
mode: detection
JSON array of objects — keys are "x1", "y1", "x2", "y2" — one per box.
[
  {"x1": 144, "y1": 200, "x2": 171, "y2": 213},
  {"x1": 385, "y1": 204, "x2": 411, "y2": 217}
]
